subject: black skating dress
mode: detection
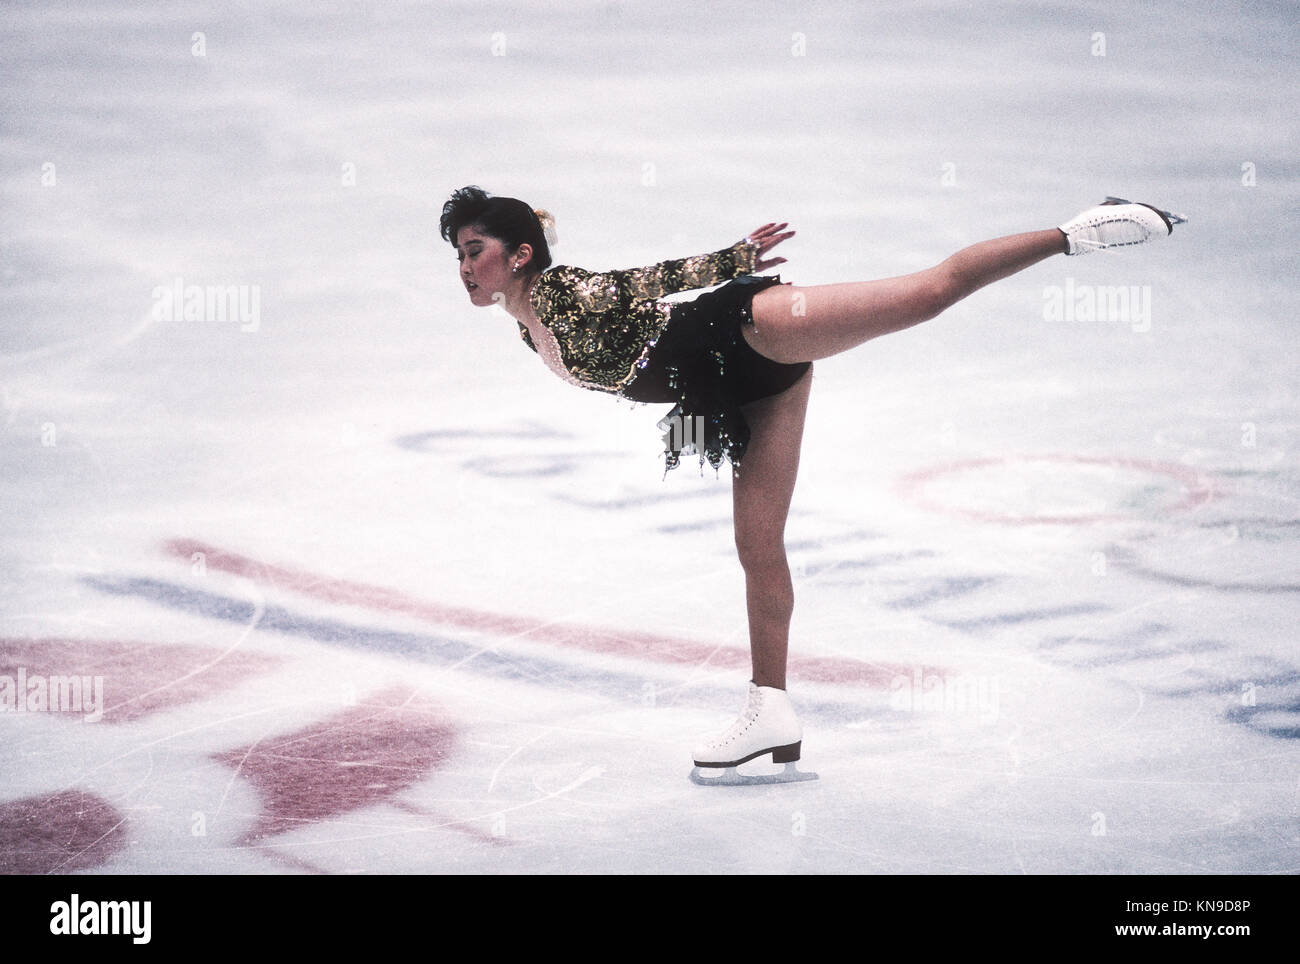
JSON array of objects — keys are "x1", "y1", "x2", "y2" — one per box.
[{"x1": 517, "y1": 239, "x2": 812, "y2": 477}]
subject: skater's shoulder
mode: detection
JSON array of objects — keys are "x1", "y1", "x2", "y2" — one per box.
[
  {"x1": 535, "y1": 263, "x2": 614, "y2": 289},
  {"x1": 531, "y1": 263, "x2": 621, "y2": 316}
]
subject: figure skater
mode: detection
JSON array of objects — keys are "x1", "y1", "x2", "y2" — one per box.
[{"x1": 440, "y1": 186, "x2": 1183, "y2": 782}]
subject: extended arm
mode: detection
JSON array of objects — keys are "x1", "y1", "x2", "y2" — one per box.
[
  {"x1": 556, "y1": 238, "x2": 760, "y2": 315},
  {"x1": 617, "y1": 238, "x2": 761, "y2": 301},
  {"x1": 615, "y1": 223, "x2": 793, "y2": 301}
]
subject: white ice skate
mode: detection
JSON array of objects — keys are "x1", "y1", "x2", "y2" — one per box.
[
  {"x1": 1058, "y1": 197, "x2": 1187, "y2": 255},
  {"x1": 689, "y1": 682, "x2": 818, "y2": 786}
]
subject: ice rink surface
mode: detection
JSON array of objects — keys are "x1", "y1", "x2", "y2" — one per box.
[{"x1": 1, "y1": 0, "x2": 1297, "y2": 874}]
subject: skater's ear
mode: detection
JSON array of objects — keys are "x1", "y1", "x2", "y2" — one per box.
[{"x1": 511, "y1": 241, "x2": 535, "y2": 270}]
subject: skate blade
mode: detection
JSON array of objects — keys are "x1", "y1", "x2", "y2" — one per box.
[
  {"x1": 689, "y1": 762, "x2": 819, "y2": 787},
  {"x1": 1102, "y1": 196, "x2": 1188, "y2": 224}
]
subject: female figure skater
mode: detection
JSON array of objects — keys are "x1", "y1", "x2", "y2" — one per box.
[{"x1": 440, "y1": 186, "x2": 1182, "y2": 780}]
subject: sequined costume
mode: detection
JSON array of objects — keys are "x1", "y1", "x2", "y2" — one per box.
[{"x1": 519, "y1": 239, "x2": 812, "y2": 476}]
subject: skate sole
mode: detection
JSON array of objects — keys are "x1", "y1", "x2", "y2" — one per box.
[
  {"x1": 689, "y1": 762, "x2": 819, "y2": 787},
  {"x1": 693, "y1": 741, "x2": 801, "y2": 769}
]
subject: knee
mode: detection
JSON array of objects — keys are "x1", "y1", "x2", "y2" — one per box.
[{"x1": 734, "y1": 529, "x2": 789, "y2": 576}]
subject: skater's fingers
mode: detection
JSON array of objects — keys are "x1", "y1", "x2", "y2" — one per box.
[
  {"x1": 745, "y1": 222, "x2": 789, "y2": 241},
  {"x1": 755, "y1": 230, "x2": 795, "y2": 253}
]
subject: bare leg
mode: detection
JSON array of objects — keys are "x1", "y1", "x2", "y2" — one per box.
[
  {"x1": 745, "y1": 228, "x2": 1067, "y2": 364},
  {"x1": 731, "y1": 364, "x2": 814, "y2": 689}
]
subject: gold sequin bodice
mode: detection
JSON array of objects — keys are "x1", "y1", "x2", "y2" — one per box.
[{"x1": 518, "y1": 239, "x2": 760, "y2": 394}]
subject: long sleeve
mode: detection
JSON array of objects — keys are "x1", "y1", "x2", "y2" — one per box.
[
  {"x1": 610, "y1": 238, "x2": 760, "y2": 303},
  {"x1": 549, "y1": 239, "x2": 760, "y2": 315}
]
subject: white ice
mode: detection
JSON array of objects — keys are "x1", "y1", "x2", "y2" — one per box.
[{"x1": 1, "y1": 0, "x2": 1297, "y2": 873}]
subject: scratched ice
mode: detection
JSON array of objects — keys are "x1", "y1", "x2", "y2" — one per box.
[{"x1": 1, "y1": 0, "x2": 1297, "y2": 873}]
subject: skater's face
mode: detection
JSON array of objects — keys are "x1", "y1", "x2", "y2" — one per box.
[{"x1": 455, "y1": 224, "x2": 531, "y2": 307}]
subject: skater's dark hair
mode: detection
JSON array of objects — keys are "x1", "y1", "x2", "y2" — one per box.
[{"x1": 440, "y1": 185, "x2": 553, "y2": 272}]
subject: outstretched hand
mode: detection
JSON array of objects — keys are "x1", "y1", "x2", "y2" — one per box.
[{"x1": 743, "y1": 222, "x2": 795, "y2": 272}]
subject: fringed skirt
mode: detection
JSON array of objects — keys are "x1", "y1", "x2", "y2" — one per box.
[{"x1": 621, "y1": 275, "x2": 812, "y2": 478}]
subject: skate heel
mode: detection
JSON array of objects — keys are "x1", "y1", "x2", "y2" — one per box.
[{"x1": 771, "y1": 741, "x2": 801, "y2": 764}]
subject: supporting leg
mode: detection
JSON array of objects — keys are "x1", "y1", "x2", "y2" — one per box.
[{"x1": 731, "y1": 365, "x2": 814, "y2": 689}]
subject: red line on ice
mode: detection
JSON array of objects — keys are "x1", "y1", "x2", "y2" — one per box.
[
  {"x1": 164, "y1": 538, "x2": 926, "y2": 687},
  {"x1": 0, "y1": 637, "x2": 281, "y2": 724},
  {"x1": 214, "y1": 685, "x2": 476, "y2": 848},
  {"x1": 0, "y1": 789, "x2": 125, "y2": 874}
]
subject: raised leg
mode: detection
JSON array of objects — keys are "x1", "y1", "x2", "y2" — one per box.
[
  {"x1": 731, "y1": 364, "x2": 814, "y2": 689},
  {"x1": 745, "y1": 228, "x2": 1067, "y2": 364}
]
